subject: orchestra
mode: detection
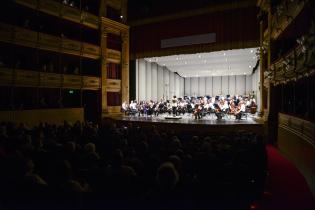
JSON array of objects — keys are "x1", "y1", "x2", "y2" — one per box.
[{"x1": 122, "y1": 94, "x2": 257, "y2": 120}]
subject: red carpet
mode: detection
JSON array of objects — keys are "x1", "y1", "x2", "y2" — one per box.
[{"x1": 253, "y1": 145, "x2": 315, "y2": 210}]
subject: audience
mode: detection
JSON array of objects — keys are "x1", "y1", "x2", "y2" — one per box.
[{"x1": 0, "y1": 120, "x2": 267, "y2": 210}]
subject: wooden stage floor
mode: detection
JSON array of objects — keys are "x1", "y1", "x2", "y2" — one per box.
[{"x1": 105, "y1": 113, "x2": 264, "y2": 136}]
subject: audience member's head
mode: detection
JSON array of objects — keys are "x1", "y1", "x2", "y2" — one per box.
[{"x1": 156, "y1": 162, "x2": 179, "y2": 191}]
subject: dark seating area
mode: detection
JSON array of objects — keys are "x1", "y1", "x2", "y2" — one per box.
[{"x1": 0, "y1": 120, "x2": 267, "y2": 210}]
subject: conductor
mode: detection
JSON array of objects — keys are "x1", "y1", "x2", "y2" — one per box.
[{"x1": 171, "y1": 95, "x2": 178, "y2": 116}]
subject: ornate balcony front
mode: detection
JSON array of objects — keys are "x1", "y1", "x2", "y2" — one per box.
[
  {"x1": 14, "y1": 0, "x2": 99, "y2": 29},
  {"x1": 0, "y1": 68, "x2": 101, "y2": 90},
  {"x1": 0, "y1": 23, "x2": 101, "y2": 60}
]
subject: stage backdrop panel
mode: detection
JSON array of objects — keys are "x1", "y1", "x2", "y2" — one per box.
[
  {"x1": 236, "y1": 75, "x2": 246, "y2": 95},
  {"x1": 169, "y1": 72, "x2": 175, "y2": 98},
  {"x1": 180, "y1": 77, "x2": 184, "y2": 98},
  {"x1": 206, "y1": 77, "x2": 213, "y2": 96},
  {"x1": 163, "y1": 68, "x2": 170, "y2": 99},
  {"x1": 190, "y1": 77, "x2": 199, "y2": 97},
  {"x1": 185, "y1": 77, "x2": 191, "y2": 96},
  {"x1": 151, "y1": 62, "x2": 158, "y2": 101},
  {"x1": 222, "y1": 76, "x2": 229, "y2": 96},
  {"x1": 183, "y1": 74, "x2": 255, "y2": 97},
  {"x1": 213, "y1": 76, "x2": 221, "y2": 96},
  {"x1": 175, "y1": 74, "x2": 180, "y2": 97},
  {"x1": 138, "y1": 59, "x2": 146, "y2": 101},
  {"x1": 229, "y1": 75, "x2": 236, "y2": 96},
  {"x1": 157, "y1": 65, "x2": 164, "y2": 99},
  {"x1": 146, "y1": 61, "x2": 152, "y2": 100},
  {"x1": 246, "y1": 74, "x2": 252, "y2": 94},
  {"x1": 199, "y1": 77, "x2": 206, "y2": 96},
  {"x1": 136, "y1": 59, "x2": 184, "y2": 101}
]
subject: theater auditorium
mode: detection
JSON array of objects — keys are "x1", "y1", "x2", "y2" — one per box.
[{"x1": 0, "y1": 0, "x2": 314, "y2": 209}]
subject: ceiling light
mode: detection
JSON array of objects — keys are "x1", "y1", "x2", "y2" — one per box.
[
  {"x1": 176, "y1": 57, "x2": 179, "y2": 60},
  {"x1": 120, "y1": 15, "x2": 123, "y2": 19},
  {"x1": 156, "y1": 58, "x2": 158, "y2": 61},
  {"x1": 244, "y1": 72, "x2": 246, "y2": 75},
  {"x1": 250, "y1": 49, "x2": 253, "y2": 53},
  {"x1": 198, "y1": 55, "x2": 201, "y2": 58},
  {"x1": 163, "y1": 64, "x2": 166, "y2": 66},
  {"x1": 249, "y1": 65, "x2": 252, "y2": 68},
  {"x1": 149, "y1": 59, "x2": 152, "y2": 62},
  {"x1": 223, "y1": 53, "x2": 226, "y2": 56}
]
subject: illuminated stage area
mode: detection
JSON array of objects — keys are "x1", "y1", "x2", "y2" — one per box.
[{"x1": 106, "y1": 113, "x2": 263, "y2": 136}]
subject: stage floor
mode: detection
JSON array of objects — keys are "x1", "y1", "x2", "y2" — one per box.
[
  {"x1": 105, "y1": 113, "x2": 264, "y2": 135},
  {"x1": 110, "y1": 113, "x2": 262, "y2": 126}
]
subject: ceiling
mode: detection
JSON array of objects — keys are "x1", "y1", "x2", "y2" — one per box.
[
  {"x1": 144, "y1": 48, "x2": 259, "y2": 78},
  {"x1": 127, "y1": 0, "x2": 249, "y2": 21}
]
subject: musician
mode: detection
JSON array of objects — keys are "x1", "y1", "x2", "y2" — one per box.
[
  {"x1": 147, "y1": 100, "x2": 154, "y2": 116},
  {"x1": 193, "y1": 101, "x2": 202, "y2": 119},
  {"x1": 214, "y1": 103, "x2": 223, "y2": 119},
  {"x1": 229, "y1": 100, "x2": 236, "y2": 115},
  {"x1": 235, "y1": 100, "x2": 246, "y2": 120},
  {"x1": 121, "y1": 101, "x2": 129, "y2": 115},
  {"x1": 177, "y1": 99, "x2": 186, "y2": 115},
  {"x1": 222, "y1": 99, "x2": 229, "y2": 112},
  {"x1": 129, "y1": 100, "x2": 136, "y2": 113},
  {"x1": 171, "y1": 95, "x2": 178, "y2": 116},
  {"x1": 186, "y1": 99, "x2": 193, "y2": 113}
]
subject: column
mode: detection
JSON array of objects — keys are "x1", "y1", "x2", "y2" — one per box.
[
  {"x1": 259, "y1": 20, "x2": 265, "y2": 116},
  {"x1": 121, "y1": 31, "x2": 129, "y2": 104},
  {"x1": 100, "y1": 26, "x2": 107, "y2": 113}
]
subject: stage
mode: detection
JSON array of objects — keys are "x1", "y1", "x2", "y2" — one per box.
[{"x1": 104, "y1": 113, "x2": 264, "y2": 136}]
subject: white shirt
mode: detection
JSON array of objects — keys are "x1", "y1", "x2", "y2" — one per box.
[
  {"x1": 122, "y1": 102, "x2": 128, "y2": 110},
  {"x1": 130, "y1": 102, "x2": 137, "y2": 110},
  {"x1": 240, "y1": 104, "x2": 246, "y2": 112}
]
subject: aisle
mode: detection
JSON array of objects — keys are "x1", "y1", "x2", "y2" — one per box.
[{"x1": 253, "y1": 145, "x2": 315, "y2": 210}]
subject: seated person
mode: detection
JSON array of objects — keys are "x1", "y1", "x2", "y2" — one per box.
[
  {"x1": 235, "y1": 101, "x2": 246, "y2": 120},
  {"x1": 193, "y1": 103, "x2": 202, "y2": 119},
  {"x1": 121, "y1": 101, "x2": 129, "y2": 115},
  {"x1": 129, "y1": 100, "x2": 138, "y2": 115},
  {"x1": 214, "y1": 103, "x2": 223, "y2": 120}
]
